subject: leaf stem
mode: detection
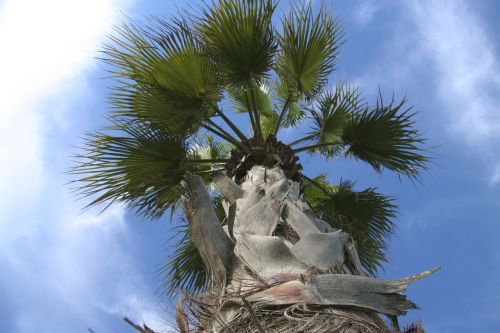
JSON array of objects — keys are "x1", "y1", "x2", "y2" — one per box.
[
  {"x1": 302, "y1": 174, "x2": 332, "y2": 197},
  {"x1": 206, "y1": 119, "x2": 242, "y2": 145},
  {"x1": 273, "y1": 94, "x2": 292, "y2": 136},
  {"x1": 213, "y1": 106, "x2": 247, "y2": 141},
  {"x1": 244, "y1": 92, "x2": 258, "y2": 137},
  {"x1": 288, "y1": 134, "x2": 315, "y2": 147},
  {"x1": 249, "y1": 88, "x2": 263, "y2": 139},
  {"x1": 242, "y1": 297, "x2": 266, "y2": 333},
  {"x1": 293, "y1": 141, "x2": 338, "y2": 153},
  {"x1": 201, "y1": 123, "x2": 241, "y2": 147}
]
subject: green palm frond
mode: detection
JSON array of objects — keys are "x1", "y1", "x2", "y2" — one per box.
[
  {"x1": 311, "y1": 85, "x2": 362, "y2": 144},
  {"x1": 271, "y1": 80, "x2": 307, "y2": 135},
  {"x1": 230, "y1": 82, "x2": 278, "y2": 137},
  {"x1": 189, "y1": 136, "x2": 231, "y2": 181},
  {"x1": 199, "y1": 0, "x2": 277, "y2": 86},
  {"x1": 293, "y1": 89, "x2": 427, "y2": 179},
  {"x1": 229, "y1": 81, "x2": 307, "y2": 137},
  {"x1": 103, "y1": 18, "x2": 220, "y2": 135},
  {"x1": 292, "y1": 84, "x2": 361, "y2": 157},
  {"x1": 72, "y1": 120, "x2": 226, "y2": 219},
  {"x1": 260, "y1": 111, "x2": 279, "y2": 138},
  {"x1": 162, "y1": 196, "x2": 227, "y2": 298},
  {"x1": 282, "y1": 98, "x2": 306, "y2": 127},
  {"x1": 276, "y1": 2, "x2": 342, "y2": 100},
  {"x1": 229, "y1": 83, "x2": 273, "y2": 117},
  {"x1": 304, "y1": 175, "x2": 397, "y2": 276},
  {"x1": 191, "y1": 136, "x2": 231, "y2": 161},
  {"x1": 341, "y1": 96, "x2": 427, "y2": 179}
]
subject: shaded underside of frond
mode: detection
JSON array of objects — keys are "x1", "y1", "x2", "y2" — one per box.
[
  {"x1": 71, "y1": 121, "x2": 228, "y2": 219},
  {"x1": 71, "y1": 121, "x2": 188, "y2": 219}
]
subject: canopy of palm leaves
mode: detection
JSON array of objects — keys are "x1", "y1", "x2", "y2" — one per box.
[{"x1": 72, "y1": 0, "x2": 427, "y2": 297}]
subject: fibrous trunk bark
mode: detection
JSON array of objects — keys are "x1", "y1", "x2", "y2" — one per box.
[{"x1": 181, "y1": 166, "x2": 436, "y2": 332}]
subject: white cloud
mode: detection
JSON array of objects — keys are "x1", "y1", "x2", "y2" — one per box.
[
  {"x1": 1, "y1": 200, "x2": 165, "y2": 332},
  {"x1": 0, "y1": 0, "x2": 129, "y2": 217},
  {"x1": 353, "y1": 0, "x2": 500, "y2": 184},
  {"x1": 0, "y1": 0, "x2": 167, "y2": 332},
  {"x1": 490, "y1": 163, "x2": 500, "y2": 186},
  {"x1": 408, "y1": 0, "x2": 500, "y2": 144},
  {"x1": 354, "y1": 0, "x2": 382, "y2": 25}
]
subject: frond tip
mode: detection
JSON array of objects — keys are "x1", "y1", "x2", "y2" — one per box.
[
  {"x1": 342, "y1": 96, "x2": 428, "y2": 179},
  {"x1": 294, "y1": 90, "x2": 428, "y2": 180},
  {"x1": 71, "y1": 121, "x2": 189, "y2": 219},
  {"x1": 199, "y1": 0, "x2": 277, "y2": 85},
  {"x1": 276, "y1": 2, "x2": 343, "y2": 99},
  {"x1": 103, "y1": 18, "x2": 221, "y2": 135},
  {"x1": 71, "y1": 121, "x2": 228, "y2": 220}
]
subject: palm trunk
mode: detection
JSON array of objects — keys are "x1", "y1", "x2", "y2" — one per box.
[{"x1": 181, "y1": 166, "x2": 436, "y2": 332}]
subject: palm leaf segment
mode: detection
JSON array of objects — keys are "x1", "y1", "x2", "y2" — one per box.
[
  {"x1": 200, "y1": 0, "x2": 277, "y2": 86},
  {"x1": 104, "y1": 19, "x2": 220, "y2": 135},
  {"x1": 294, "y1": 85, "x2": 428, "y2": 179},
  {"x1": 73, "y1": 0, "x2": 428, "y2": 296},
  {"x1": 276, "y1": 3, "x2": 342, "y2": 100},
  {"x1": 72, "y1": 121, "x2": 228, "y2": 219}
]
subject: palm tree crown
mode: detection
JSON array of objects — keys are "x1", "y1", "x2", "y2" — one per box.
[{"x1": 72, "y1": 0, "x2": 427, "y2": 298}]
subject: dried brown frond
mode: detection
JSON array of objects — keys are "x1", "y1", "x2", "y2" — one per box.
[
  {"x1": 178, "y1": 277, "x2": 393, "y2": 333},
  {"x1": 403, "y1": 322, "x2": 425, "y2": 333}
]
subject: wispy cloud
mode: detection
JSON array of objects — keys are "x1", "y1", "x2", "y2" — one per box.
[
  {"x1": 408, "y1": 0, "x2": 500, "y2": 144},
  {"x1": 353, "y1": 0, "x2": 383, "y2": 25},
  {"x1": 0, "y1": 0, "x2": 166, "y2": 332},
  {"x1": 352, "y1": 0, "x2": 500, "y2": 183},
  {"x1": 406, "y1": 0, "x2": 500, "y2": 186},
  {"x1": 490, "y1": 164, "x2": 500, "y2": 185}
]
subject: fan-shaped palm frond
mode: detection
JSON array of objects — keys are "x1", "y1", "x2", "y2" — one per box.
[
  {"x1": 293, "y1": 88, "x2": 427, "y2": 179},
  {"x1": 341, "y1": 96, "x2": 427, "y2": 179},
  {"x1": 272, "y1": 80, "x2": 307, "y2": 132},
  {"x1": 292, "y1": 84, "x2": 362, "y2": 157},
  {"x1": 191, "y1": 136, "x2": 231, "y2": 161},
  {"x1": 230, "y1": 82, "x2": 279, "y2": 138},
  {"x1": 199, "y1": 0, "x2": 277, "y2": 86},
  {"x1": 189, "y1": 136, "x2": 231, "y2": 182},
  {"x1": 304, "y1": 175, "x2": 397, "y2": 276},
  {"x1": 71, "y1": 120, "x2": 227, "y2": 219},
  {"x1": 229, "y1": 83, "x2": 273, "y2": 117},
  {"x1": 103, "y1": 18, "x2": 220, "y2": 135},
  {"x1": 276, "y1": 2, "x2": 342, "y2": 100}
]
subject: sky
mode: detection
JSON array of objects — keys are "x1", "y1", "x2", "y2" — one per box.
[{"x1": 0, "y1": 0, "x2": 499, "y2": 332}]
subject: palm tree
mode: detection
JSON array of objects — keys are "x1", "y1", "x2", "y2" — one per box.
[{"x1": 73, "y1": 1, "x2": 436, "y2": 332}]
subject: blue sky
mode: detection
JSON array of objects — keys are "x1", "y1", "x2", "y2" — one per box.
[{"x1": 1, "y1": 0, "x2": 499, "y2": 332}]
